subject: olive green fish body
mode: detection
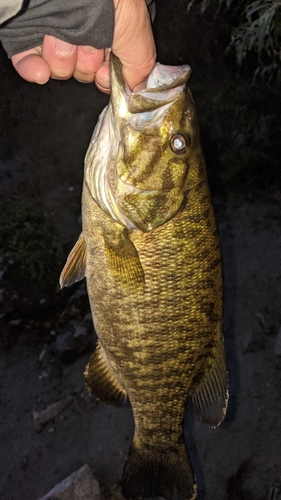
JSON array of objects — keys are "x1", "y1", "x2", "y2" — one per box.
[
  {"x1": 60, "y1": 54, "x2": 228, "y2": 500},
  {"x1": 83, "y1": 175, "x2": 222, "y2": 418}
]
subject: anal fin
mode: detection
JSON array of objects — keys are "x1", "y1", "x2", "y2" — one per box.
[
  {"x1": 60, "y1": 233, "x2": 86, "y2": 288},
  {"x1": 84, "y1": 342, "x2": 127, "y2": 407},
  {"x1": 192, "y1": 335, "x2": 229, "y2": 427}
]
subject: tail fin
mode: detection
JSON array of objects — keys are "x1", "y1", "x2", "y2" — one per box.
[{"x1": 122, "y1": 440, "x2": 197, "y2": 500}]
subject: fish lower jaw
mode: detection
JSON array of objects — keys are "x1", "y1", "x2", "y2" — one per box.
[{"x1": 115, "y1": 176, "x2": 161, "y2": 197}]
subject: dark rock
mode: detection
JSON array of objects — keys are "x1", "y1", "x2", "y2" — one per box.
[
  {"x1": 51, "y1": 320, "x2": 93, "y2": 364},
  {"x1": 33, "y1": 396, "x2": 73, "y2": 432},
  {"x1": 241, "y1": 329, "x2": 264, "y2": 354},
  {"x1": 273, "y1": 327, "x2": 281, "y2": 357}
]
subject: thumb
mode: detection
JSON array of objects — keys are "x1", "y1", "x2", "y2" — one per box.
[{"x1": 112, "y1": 0, "x2": 156, "y2": 91}]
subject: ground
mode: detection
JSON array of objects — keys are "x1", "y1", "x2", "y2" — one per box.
[{"x1": 0, "y1": 1, "x2": 281, "y2": 499}]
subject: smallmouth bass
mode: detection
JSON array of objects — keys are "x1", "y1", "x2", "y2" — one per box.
[{"x1": 60, "y1": 53, "x2": 229, "y2": 500}]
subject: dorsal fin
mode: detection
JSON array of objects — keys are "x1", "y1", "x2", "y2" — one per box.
[
  {"x1": 191, "y1": 336, "x2": 229, "y2": 427},
  {"x1": 60, "y1": 233, "x2": 87, "y2": 288}
]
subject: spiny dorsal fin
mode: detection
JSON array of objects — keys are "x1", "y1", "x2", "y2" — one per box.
[
  {"x1": 191, "y1": 336, "x2": 229, "y2": 427},
  {"x1": 84, "y1": 342, "x2": 127, "y2": 407},
  {"x1": 60, "y1": 233, "x2": 86, "y2": 288},
  {"x1": 104, "y1": 229, "x2": 145, "y2": 288}
]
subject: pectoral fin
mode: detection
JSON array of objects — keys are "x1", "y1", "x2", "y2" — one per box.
[
  {"x1": 104, "y1": 229, "x2": 145, "y2": 288},
  {"x1": 84, "y1": 342, "x2": 127, "y2": 407},
  {"x1": 191, "y1": 336, "x2": 229, "y2": 427},
  {"x1": 60, "y1": 233, "x2": 87, "y2": 288}
]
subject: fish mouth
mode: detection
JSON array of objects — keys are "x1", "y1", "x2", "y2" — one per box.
[{"x1": 110, "y1": 53, "x2": 192, "y2": 117}]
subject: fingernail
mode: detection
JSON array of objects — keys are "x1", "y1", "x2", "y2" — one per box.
[
  {"x1": 76, "y1": 79, "x2": 93, "y2": 84},
  {"x1": 95, "y1": 81, "x2": 110, "y2": 94},
  {"x1": 81, "y1": 46, "x2": 97, "y2": 53},
  {"x1": 35, "y1": 79, "x2": 50, "y2": 85},
  {"x1": 54, "y1": 40, "x2": 74, "y2": 57}
]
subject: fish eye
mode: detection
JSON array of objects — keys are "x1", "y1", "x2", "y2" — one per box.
[{"x1": 170, "y1": 134, "x2": 189, "y2": 155}]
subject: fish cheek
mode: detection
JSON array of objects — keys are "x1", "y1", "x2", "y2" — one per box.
[
  {"x1": 164, "y1": 154, "x2": 190, "y2": 192},
  {"x1": 119, "y1": 189, "x2": 185, "y2": 231},
  {"x1": 117, "y1": 129, "x2": 165, "y2": 190}
]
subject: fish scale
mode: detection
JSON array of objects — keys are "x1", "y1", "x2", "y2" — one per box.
[{"x1": 60, "y1": 53, "x2": 228, "y2": 500}]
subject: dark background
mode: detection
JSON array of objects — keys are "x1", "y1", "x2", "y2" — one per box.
[{"x1": 0, "y1": 1, "x2": 281, "y2": 498}]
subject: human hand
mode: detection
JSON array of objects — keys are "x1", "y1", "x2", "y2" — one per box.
[
  {"x1": 11, "y1": 38, "x2": 109, "y2": 88},
  {"x1": 10, "y1": 0, "x2": 156, "y2": 92},
  {"x1": 112, "y1": 0, "x2": 156, "y2": 91}
]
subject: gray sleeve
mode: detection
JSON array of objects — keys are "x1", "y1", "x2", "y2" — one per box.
[
  {"x1": 0, "y1": 1, "x2": 24, "y2": 24},
  {"x1": 0, "y1": 0, "x2": 115, "y2": 58}
]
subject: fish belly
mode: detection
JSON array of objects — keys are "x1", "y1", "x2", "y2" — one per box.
[{"x1": 82, "y1": 175, "x2": 223, "y2": 441}]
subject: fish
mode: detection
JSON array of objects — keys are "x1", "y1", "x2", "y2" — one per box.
[{"x1": 60, "y1": 53, "x2": 229, "y2": 500}]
